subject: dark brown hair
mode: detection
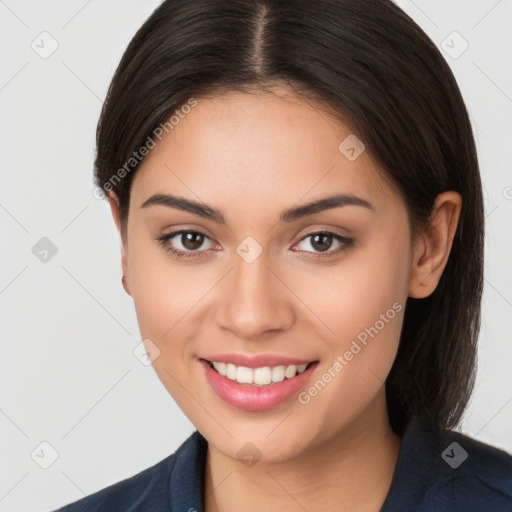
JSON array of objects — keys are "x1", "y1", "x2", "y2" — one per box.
[{"x1": 94, "y1": 0, "x2": 484, "y2": 435}]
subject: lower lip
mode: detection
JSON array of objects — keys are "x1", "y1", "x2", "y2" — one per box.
[{"x1": 200, "y1": 359, "x2": 319, "y2": 411}]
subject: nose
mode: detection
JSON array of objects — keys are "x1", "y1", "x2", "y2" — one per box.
[{"x1": 214, "y1": 250, "x2": 295, "y2": 340}]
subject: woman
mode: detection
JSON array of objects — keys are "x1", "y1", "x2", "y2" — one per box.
[{"x1": 53, "y1": 0, "x2": 512, "y2": 510}]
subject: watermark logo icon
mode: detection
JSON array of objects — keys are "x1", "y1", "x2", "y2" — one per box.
[
  {"x1": 31, "y1": 31, "x2": 59, "y2": 59},
  {"x1": 133, "y1": 338, "x2": 161, "y2": 366},
  {"x1": 31, "y1": 441, "x2": 59, "y2": 469},
  {"x1": 441, "y1": 441, "x2": 468, "y2": 469},
  {"x1": 32, "y1": 237, "x2": 58, "y2": 263},
  {"x1": 236, "y1": 236, "x2": 263, "y2": 264},
  {"x1": 441, "y1": 32, "x2": 469, "y2": 59},
  {"x1": 338, "y1": 134, "x2": 366, "y2": 161},
  {"x1": 237, "y1": 442, "x2": 262, "y2": 467}
]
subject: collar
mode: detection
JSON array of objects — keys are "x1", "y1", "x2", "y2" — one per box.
[{"x1": 167, "y1": 417, "x2": 512, "y2": 512}]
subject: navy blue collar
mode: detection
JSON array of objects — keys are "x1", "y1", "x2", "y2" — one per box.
[
  {"x1": 168, "y1": 417, "x2": 512, "y2": 511},
  {"x1": 168, "y1": 428, "x2": 208, "y2": 512}
]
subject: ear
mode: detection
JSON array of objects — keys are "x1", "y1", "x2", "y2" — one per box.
[
  {"x1": 408, "y1": 191, "x2": 462, "y2": 298},
  {"x1": 107, "y1": 192, "x2": 132, "y2": 297}
]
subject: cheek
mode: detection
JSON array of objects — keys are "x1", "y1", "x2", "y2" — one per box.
[
  {"x1": 127, "y1": 245, "x2": 209, "y2": 412},
  {"x1": 288, "y1": 233, "x2": 409, "y2": 394},
  {"x1": 127, "y1": 239, "x2": 205, "y2": 342},
  {"x1": 294, "y1": 237, "x2": 408, "y2": 339},
  {"x1": 288, "y1": 251, "x2": 407, "y2": 433}
]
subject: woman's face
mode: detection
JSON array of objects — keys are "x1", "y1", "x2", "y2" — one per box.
[{"x1": 118, "y1": 87, "x2": 416, "y2": 462}]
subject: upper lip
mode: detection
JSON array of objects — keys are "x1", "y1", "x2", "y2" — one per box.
[{"x1": 201, "y1": 353, "x2": 317, "y2": 368}]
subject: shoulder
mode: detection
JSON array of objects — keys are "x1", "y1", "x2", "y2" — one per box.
[
  {"x1": 439, "y1": 426, "x2": 512, "y2": 506},
  {"x1": 51, "y1": 431, "x2": 205, "y2": 512},
  {"x1": 383, "y1": 417, "x2": 512, "y2": 512},
  {"x1": 52, "y1": 454, "x2": 175, "y2": 512}
]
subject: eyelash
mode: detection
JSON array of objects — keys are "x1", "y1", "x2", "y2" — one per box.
[{"x1": 155, "y1": 229, "x2": 355, "y2": 260}]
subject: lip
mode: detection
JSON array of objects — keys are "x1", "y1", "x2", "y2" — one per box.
[
  {"x1": 199, "y1": 358, "x2": 319, "y2": 411},
  {"x1": 200, "y1": 353, "x2": 314, "y2": 368}
]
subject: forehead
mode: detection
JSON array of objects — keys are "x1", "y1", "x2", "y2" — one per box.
[{"x1": 131, "y1": 88, "x2": 399, "y2": 218}]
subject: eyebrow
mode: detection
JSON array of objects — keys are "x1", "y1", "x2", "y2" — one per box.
[{"x1": 141, "y1": 193, "x2": 373, "y2": 224}]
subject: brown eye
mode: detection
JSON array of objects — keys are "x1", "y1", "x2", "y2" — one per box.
[
  {"x1": 180, "y1": 232, "x2": 205, "y2": 250},
  {"x1": 310, "y1": 233, "x2": 334, "y2": 252},
  {"x1": 294, "y1": 231, "x2": 354, "y2": 257},
  {"x1": 155, "y1": 229, "x2": 218, "y2": 259}
]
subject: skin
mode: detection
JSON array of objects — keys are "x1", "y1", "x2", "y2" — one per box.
[{"x1": 107, "y1": 86, "x2": 461, "y2": 512}]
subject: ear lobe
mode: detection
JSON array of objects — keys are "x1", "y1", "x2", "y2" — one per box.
[
  {"x1": 408, "y1": 191, "x2": 462, "y2": 299},
  {"x1": 106, "y1": 192, "x2": 132, "y2": 297}
]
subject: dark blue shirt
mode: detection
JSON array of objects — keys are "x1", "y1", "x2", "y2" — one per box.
[{"x1": 52, "y1": 417, "x2": 512, "y2": 511}]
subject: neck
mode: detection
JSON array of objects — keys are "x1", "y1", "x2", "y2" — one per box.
[{"x1": 204, "y1": 389, "x2": 402, "y2": 512}]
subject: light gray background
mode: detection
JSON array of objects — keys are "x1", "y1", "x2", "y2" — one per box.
[{"x1": 1, "y1": 1, "x2": 511, "y2": 511}]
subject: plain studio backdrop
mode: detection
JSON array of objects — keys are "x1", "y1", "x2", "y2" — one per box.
[{"x1": 0, "y1": 1, "x2": 511, "y2": 511}]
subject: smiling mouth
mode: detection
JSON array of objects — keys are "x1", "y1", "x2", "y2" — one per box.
[{"x1": 202, "y1": 359, "x2": 317, "y2": 387}]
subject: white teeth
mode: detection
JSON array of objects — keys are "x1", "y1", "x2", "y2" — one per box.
[
  {"x1": 210, "y1": 361, "x2": 310, "y2": 386},
  {"x1": 254, "y1": 366, "x2": 272, "y2": 385},
  {"x1": 237, "y1": 366, "x2": 253, "y2": 384},
  {"x1": 271, "y1": 365, "x2": 286, "y2": 382},
  {"x1": 215, "y1": 362, "x2": 227, "y2": 376},
  {"x1": 285, "y1": 365, "x2": 298, "y2": 378},
  {"x1": 226, "y1": 363, "x2": 237, "y2": 380}
]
